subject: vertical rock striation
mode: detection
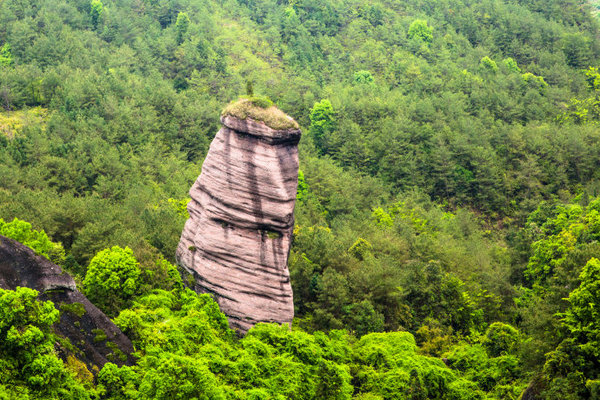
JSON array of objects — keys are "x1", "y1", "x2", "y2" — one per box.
[{"x1": 176, "y1": 100, "x2": 300, "y2": 333}]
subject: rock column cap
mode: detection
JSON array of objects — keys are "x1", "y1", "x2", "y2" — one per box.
[
  {"x1": 220, "y1": 98, "x2": 301, "y2": 144},
  {"x1": 221, "y1": 115, "x2": 301, "y2": 144}
]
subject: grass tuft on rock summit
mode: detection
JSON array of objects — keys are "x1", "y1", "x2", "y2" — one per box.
[{"x1": 222, "y1": 97, "x2": 299, "y2": 131}]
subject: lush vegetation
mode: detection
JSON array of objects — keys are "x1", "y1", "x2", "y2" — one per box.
[{"x1": 1, "y1": 0, "x2": 600, "y2": 397}]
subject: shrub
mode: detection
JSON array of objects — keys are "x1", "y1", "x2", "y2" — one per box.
[{"x1": 83, "y1": 246, "x2": 141, "y2": 316}]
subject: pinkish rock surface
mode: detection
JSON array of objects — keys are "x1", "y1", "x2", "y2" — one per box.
[{"x1": 176, "y1": 113, "x2": 300, "y2": 333}]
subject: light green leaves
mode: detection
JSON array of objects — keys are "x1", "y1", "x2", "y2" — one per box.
[
  {"x1": 408, "y1": 19, "x2": 433, "y2": 43},
  {"x1": 0, "y1": 217, "x2": 65, "y2": 265},
  {"x1": 84, "y1": 246, "x2": 141, "y2": 316}
]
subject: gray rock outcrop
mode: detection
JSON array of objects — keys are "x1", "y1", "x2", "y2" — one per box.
[
  {"x1": 0, "y1": 235, "x2": 134, "y2": 370},
  {"x1": 176, "y1": 106, "x2": 300, "y2": 333}
]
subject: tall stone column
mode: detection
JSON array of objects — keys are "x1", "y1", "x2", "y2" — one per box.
[{"x1": 176, "y1": 100, "x2": 300, "y2": 333}]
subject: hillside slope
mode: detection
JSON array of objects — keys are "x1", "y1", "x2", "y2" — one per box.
[{"x1": 1, "y1": 0, "x2": 600, "y2": 397}]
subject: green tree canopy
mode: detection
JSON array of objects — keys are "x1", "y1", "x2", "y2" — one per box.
[
  {"x1": 175, "y1": 12, "x2": 191, "y2": 45},
  {"x1": 407, "y1": 19, "x2": 433, "y2": 42},
  {"x1": 83, "y1": 246, "x2": 141, "y2": 316},
  {"x1": 90, "y1": 0, "x2": 103, "y2": 29},
  {"x1": 0, "y1": 217, "x2": 65, "y2": 265},
  {"x1": 0, "y1": 287, "x2": 90, "y2": 399},
  {"x1": 309, "y1": 99, "x2": 336, "y2": 154},
  {"x1": 0, "y1": 44, "x2": 13, "y2": 67}
]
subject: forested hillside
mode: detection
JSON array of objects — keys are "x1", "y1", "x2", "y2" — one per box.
[{"x1": 1, "y1": 0, "x2": 600, "y2": 397}]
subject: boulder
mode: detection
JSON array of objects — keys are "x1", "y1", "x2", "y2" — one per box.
[
  {"x1": 0, "y1": 235, "x2": 135, "y2": 371},
  {"x1": 177, "y1": 102, "x2": 300, "y2": 333}
]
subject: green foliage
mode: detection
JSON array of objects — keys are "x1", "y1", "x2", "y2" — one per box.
[
  {"x1": 479, "y1": 57, "x2": 498, "y2": 74},
  {"x1": 523, "y1": 199, "x2": 600, "y2": 286},
  {"x1": 586, "y1": 67, "x2": 600, "y2": 91},
  {"x1": 0, "y1": 44, "x2": 13, "y2": 68},
  {"x1": 407, "y1": 19, "x2": 433, "y2": 43},
  {"x1": 246, "y1": 80, "x2": 254, "y2": 97},
  {"x1": 222, "y1": 97, "x2": 297, "y2": 130},
  {"x1": 247, "y1": 95, "x2": 274, "y2": 109},
  {"x1": 348, "y1": 238, "x2": 372, "y2": 260},
  {"x1": 175, "y1": 12, "x2": 191, "y2": 45},
  {"x1": 353, "y1": 71, "x2": 374, "y2": 85},
  {"x1": 0, "y1": 288, "x2": 91, "y2": 399},
  {"x1": 167, "y1": 198, "x2": 190, "y2": 219},
  {"x1": 353, "y1": 332, "x2": 473, "y2": 399},
  {"x1": 90, "y1": 0, "x2": 103, "y2": 29},
  {"x1": 83, "y1": 246, "x2": 141, "y2": 316},
  {"x1": 445, "y1": 343, "x2": 523, "y2": 398},
  {"x1": 0, "y1": 217, "x2": 65, "y2": 265},
  {"x1": 1, "y1": 0, "x2": 600, "y2": 396},
  {"x1": 401, "y1": 261, "x2": 483, "y2": 335},
  {"x1": 502, "y1": 58, "x2": 521, "y2": 73},
  {"x1": 104, "y1": 288, "x2": 507, "y2": 399},
  {"x1": 562, "y1": 258, "x2": 600, "y2": 358},
  {"x1": 481, "y1": 323, "x2": 520, "y2": 357},
  {"x1": 60, "y1": 302, "x2": 86, "y2": 318},
  {"x1": 563, "y1": 33, "x2": 592, "y2": 68},
  {"x1": 522, "y1": 72, "x2": 548, "y2": 90},
  {"x1": 558, "y1": 66, "x2": 600, "y2": 124},
  {"x1": 535, "y1": 256, "x2": 600, "y2": 394},
  {"x1": 309, "y1": 99, "x2": 335, "y2": 153},
  {"x1": 297, "y1": 170, "x2": 309, "y2": 202},
  {"x1": 515, "y1": 198, "x2": 600, "y2": 396}
]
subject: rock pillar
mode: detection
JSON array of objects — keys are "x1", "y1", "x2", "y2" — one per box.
[{"x1": 176, "y1": 107, "x2": 300, "y2": 333}]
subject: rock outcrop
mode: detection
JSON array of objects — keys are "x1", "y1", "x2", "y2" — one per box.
[
  {"x1": 0, "y1": 235, "x2": 134, "y2": 370},
  {"x1": 176, "y1": 99, "x2": 300, "y2": 333}
]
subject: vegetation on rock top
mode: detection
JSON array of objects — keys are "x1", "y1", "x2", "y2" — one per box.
[{"x1": 222, "y1": 97, "x2": 300, "y2": 131}]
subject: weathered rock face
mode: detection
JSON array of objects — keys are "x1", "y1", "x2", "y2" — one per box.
[
  {"x1": 176, "y1": 113, "x2": 300, "y2": 333},
  {"x1": 0, "y1": 235, "x2": 134, "y2": 370}
]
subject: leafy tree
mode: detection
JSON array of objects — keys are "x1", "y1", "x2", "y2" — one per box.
[
  {"x1": 0, "y1": 44, "x2": 13, "y2": 67},
  {"x1": 314, "y1": 359, "x2": 353, "y2": 400},
  {"x1": 558, "y1": 66, "x2": 600, "y2": 124},
  {"x1": 1, "y1": 0, "x2": 600, "y2": 396},
  {"x1": 90, "y1": 0, "x2": 103, "y2": 29},
  {"x1": 585, "y1": 67, "x2": 600, "y2": 91},
  {"x1": 502, "y1": 58, "x2": 521, "y2": 73},
  {"x1": 562, "y1": 257, "x2": 600, "y2": 359},
  {"x1": 0, "y1": 288, "x2": 91, "y2": 399},
  {"x1": 540, "y1": 258, "x2": 600, "y2": 398},
  {"x1": 479, "y1": 56, "x2": 498, "y2": 74},
  {"x1": 353, "y1": 70, "x2": 374, "y2": 85},
  {"x1": 83, "y1": 246, "x2": 141, "y2": 316},
  {"x1": 481, "y1": 323, "x2": 520, "y2": 357},
  {"x1": 563, "y1": 33, "x2": 592, "y2": 68},
  {"x1": 175, "y1": 12, "x2": 191, "y2": 45},
  {"x1": 0, "y1": 217, "x2": 65, "y2": 265},
  {"x1": 347, "y1": 237, "x2": 373, "y2": 261},
  {"x1": 407, "y1": 19, "x2": 433, "y2": 43},
  {"x1": 309, "y1": 99, "x2": 336, "y2": 154}
]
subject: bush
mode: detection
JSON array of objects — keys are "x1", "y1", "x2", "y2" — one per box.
[
  {"x1": 0, "y1": 287, "x2": 90, "y2": 399},
  {"x1": 83, "y1": 246, "x2": 141, "y2": 316},
  {"x1": 482, "y1": 323, "x2": 520, "y2": 357}
]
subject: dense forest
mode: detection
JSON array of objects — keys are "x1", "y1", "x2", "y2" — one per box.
[{"x1": 1, "y1": 0, "x2": 600, "y2": 397}]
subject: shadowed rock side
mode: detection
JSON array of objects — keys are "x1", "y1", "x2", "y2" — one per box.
[
  {"x1": 177, "y1": 113, "x2": 300, "y2": 333},
  {"x1": 0, "y1": 235, "x2": 135, "y2": 371}
]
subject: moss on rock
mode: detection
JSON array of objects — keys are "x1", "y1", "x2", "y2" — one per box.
[
  {"x1": 60, "y1": 302, "x2": 87, "y2": 318},
  {"x1": 222, "y1": 97, "x2": 299, "y2": 131}
]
